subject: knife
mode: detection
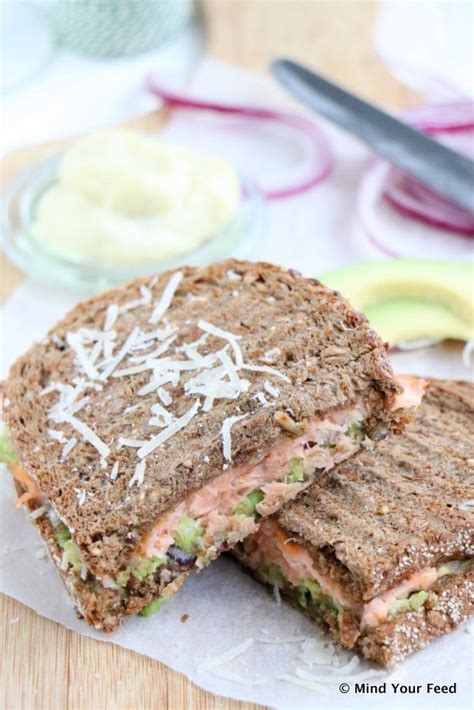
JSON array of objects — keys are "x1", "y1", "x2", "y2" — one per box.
[{"x1": 272, "y1": 58, "x2": 474, "y2": 214}]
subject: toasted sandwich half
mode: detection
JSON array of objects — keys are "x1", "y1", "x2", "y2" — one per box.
[
  {"x1": 2, "y1": 260, "x2": 418, "y2": 631},
  {"x1": 234, "y1": 379, "x2": 474, "y2": 666}
]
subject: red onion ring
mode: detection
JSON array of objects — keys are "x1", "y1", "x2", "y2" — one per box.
[
  {"x1": 146, "y1": 75, "x2": 333, "y2": 201},
  {"x1": 358, "y1": 101, "x2": 474, "y2": 253},
  {"x1": 403, "y1": 101, "x2": 474, "y2": 133}
]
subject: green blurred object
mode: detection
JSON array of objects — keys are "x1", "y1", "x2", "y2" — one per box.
[
  {"x1": 321, "y1": 260, "x2": 473, "y2": 345},
  {"x1": 47, "y1": 0, "x2": 193, "y2": 58}
]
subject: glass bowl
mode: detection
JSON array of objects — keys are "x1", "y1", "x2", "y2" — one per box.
[{"x1": 1, "y1": 153, "x2": 266, "y2": 293}]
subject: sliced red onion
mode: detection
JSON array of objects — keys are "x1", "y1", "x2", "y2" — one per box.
[
  {"x1": 358, "y1": 101, "x2": 474, "y2": 254},
  {"x1": 146, "y1": 76, "x2": 333, "y2": 200},
  {"x1": 384, "y1": 168, "x2": 474, "y2": 236},
  {"x1": 357, "y1": 160, "x2": 399, "y2": 257},
  {"x1": 403, "y1": 101, "x2": 474, "y2": 133}
]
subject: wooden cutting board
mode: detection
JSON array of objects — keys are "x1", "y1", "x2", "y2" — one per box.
[{"x1": 0, "y1": 3, "x2": 417, "y2": 709}]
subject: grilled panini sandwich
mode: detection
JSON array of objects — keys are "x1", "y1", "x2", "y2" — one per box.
[
  {"x1": 2, "y1": 260, "x2": 417, "y2": 630},
  {"x1": 234, "y1": 379, "x2": 474, "y2": 666}
]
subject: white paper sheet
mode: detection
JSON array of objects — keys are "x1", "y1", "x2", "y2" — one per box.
[{"x1": 1, "y1": 60, "x2": 473, "y2": 709}]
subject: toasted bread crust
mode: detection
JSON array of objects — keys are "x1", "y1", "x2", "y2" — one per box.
[
  {"x1": 15, "y1": 481, "x2": 186, "y2": 631},
  {"x1": 237, "y1": 558, "x2": 473, "y2": 667},
  {"x1": 4, "y1": 259, "x2": 401, "y2": 578},
  {"x1": 278, "y1": 379, "x2": 474, "y2": 599},
  {"x1": 233, "y1": 378, "x2": 473, "y2": 665},
  {"x1": 357, "y1": 570, "x2": 473, "y2": 666}
]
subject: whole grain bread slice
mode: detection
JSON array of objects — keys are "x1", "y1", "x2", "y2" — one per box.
[
  {"x1": 237, "y1": 557, "x2": 473, "y2": 667},
  {"x1": 14, "y1": 483, "x2": 185, "y2": 631},
  {"x1": 278, "y1": 378, "x2": 474, "y2": 601},
  {"x1": 4, "y1": 259, "x2": 403, "y2": 579}
]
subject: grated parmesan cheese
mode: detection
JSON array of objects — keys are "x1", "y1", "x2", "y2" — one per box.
[
  {"x1": 117, "y1": 437, "x2": 147, "y2": 449},
  {"x1": 89, "y1": 340, "x2": 103, "y2": 365},
  {"x1": 257, "y1": 635, "x2": 308, "y2": 645},
  {"x1": 240, "y1": 363, "x2": 290, "y2": 383},
  {"x1": 176, "y1": 333, "x2": 209, "y2": 353},
  {"x1": 110, "y1": 462, "x2": 119, "y2": 480},
  {"x1": 48, "y1": 429, "x2": 67, "y2": 443},
  {"x1": 149, "y1": 402, "x2": 175, "y2": 427},
  {"x1": 277, "y1": 674, "x2": 327, "y2": 694},
  {"x1": 74, "y1": 488, "x2": 86, "y2": 506},
  {"x1": 221, "y1": 414, "x2": 248, "y2": 462},
  {"x1": 99, "y1": 327, "x2": 140, "y2": 380},
  {"x1": 104, "y1": 303, "x2": 119, "y2": 331},
  {"x1": 138, "y1": 400, "x2": 200, "y2": 458},
  {"x1": 157, "y1": 387, "x2": 172, "y2": 406},
  {"x1": 60, "y1": 414, "x2": 110, "y2": 459},
  {"x1": 198, "y1": 320, "x2": 243, "y2": 367},
  {"x1": 197, "y1": 637, "x2": 254, "y2": 674},
  {"x1": 119, "y1": 286, "x2": 152, "y2": 315},
  {"x1": 264, "y1": 380, "x2": 280, "y2": 398},
  {"x1": 138, "y1": 372, "x2": 177, "y2": 397},
  {"x1": 112, "y1": 362, "x2": 155, "y2": 378},
  {"x1": 67, "y1": 396, "x2": 90, "y2": 416},
  {"x1": 61, "y1": 437, "x2": 78, "y2": 460},
  {"x1": 129, "y1": 460, "x2": 146, "y2": 487},
  {"x1": 260, "y1": 346, "x2": 281, "y2": 363},
  {"x1": 129, "y1": 334, "x2": 177, "y2": 364},
  {"x1": 211, "y1": 669, "x2": 267, "y2": 686},
  {"x1": 149, "y1": 271, "x2": 183, "y2": 324},
  {"x1": 66, "y1": 332, "x2": 99, "y2": 380}
]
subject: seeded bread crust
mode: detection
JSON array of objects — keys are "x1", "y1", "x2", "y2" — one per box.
[
  {"x1": 4, "y1": 259, "x2": 402, "y2": 578},
  {"x1": 356, "y1": 570, "x2": 474, "y2": 666},
  {"x1": 237, "y1": 559, "x2": 473, "y2": 667},
  {"x1": 278, "y1": 379, "x2": 474, "y2": 600},
  {"x1": 14, "y1": 480, "x2": 187, "y2": 631}
]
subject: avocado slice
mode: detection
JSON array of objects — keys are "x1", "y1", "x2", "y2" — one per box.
[
  {"x1": 321, "y1": 260, "x2": 473, "y2": 345},
  {"x1": 365, "y1": 299, "x2": 471, "y2": 344}
]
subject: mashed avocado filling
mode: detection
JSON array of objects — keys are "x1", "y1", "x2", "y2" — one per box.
[
  {"x1": 387, "y1": 590, "x2": 438, "y2": 619},
  {"x1": 283, "y1": 457, "x2": 306, "y2": 484},
  {"x1": 139, "y1": 595, "x2": 171, "y2": 617},
  {"x1": 174, "y1": 515, "x2": 204, "y2": 553},
  {"x1": 56, "y1": 523, "x2": 86, "y2": 576},
  {"x1": 262, "y1": 562, "x2": 339, "y2": 616},
  {"x1": 234, "y1": 490, "x2": 265, "y2": 516},
  {"x1": 0, "y1": 428, "x2": 18, "y2": 463},
  {"x1": 255, "y1": 557, "x2": 472, "y2": 625}
]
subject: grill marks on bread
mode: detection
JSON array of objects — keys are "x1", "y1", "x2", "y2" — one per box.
[
  {"x1": 4, "y1": 260, "x2": 402, "y2": 578},
  {"x1": 278, "y1": 379, "x2": 474, "y2": 601}
]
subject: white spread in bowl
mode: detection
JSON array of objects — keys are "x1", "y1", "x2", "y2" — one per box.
[{"x1": 31, "y1": 129, "x2": 241, "y2": 267}]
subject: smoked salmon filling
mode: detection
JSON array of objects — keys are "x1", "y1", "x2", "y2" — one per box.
[
  {"x1": 138, "y1": 403, "x2": 367, "y2": 565},
  {"x1": 8, "y1": 404, "x2": 367, "y2": 593},
  {"x1": 5, "y1": 376, "x2": 424, "y2": 615},
  {"x1": 239, "y1": 518, "x2": 472, "y2": 628}
]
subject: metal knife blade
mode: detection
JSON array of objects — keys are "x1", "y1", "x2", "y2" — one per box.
[{"x1": 272, "y1": 58, "x2": 474, "y2": 214}]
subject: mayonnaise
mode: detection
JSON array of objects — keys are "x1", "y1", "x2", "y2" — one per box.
[{"x1": 31, "y1": 129, "x2": 240, "y2": 267}]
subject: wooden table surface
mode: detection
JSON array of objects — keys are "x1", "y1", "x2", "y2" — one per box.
[{"x1": 1, "y1": 3, "x2": 418, "y2": 709}]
